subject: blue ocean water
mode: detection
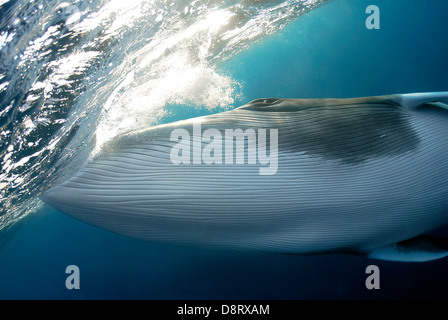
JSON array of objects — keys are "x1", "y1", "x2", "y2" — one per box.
[{"x1": 1, "y1": 0, "x2": 448, "y2": 299}]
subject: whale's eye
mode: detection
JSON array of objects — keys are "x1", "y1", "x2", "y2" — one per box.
[{"x1": 247, "y1": 98, "x2": 281, "y2": 106}]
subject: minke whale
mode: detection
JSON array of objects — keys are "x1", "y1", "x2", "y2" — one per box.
[{"x1": 42, "y1": 92, "x2": 448, "y2": 262}]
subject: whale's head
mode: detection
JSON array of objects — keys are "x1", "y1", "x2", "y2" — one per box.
[{"x1": 41, "y1": 92, "x2": 448, "y2": 259}]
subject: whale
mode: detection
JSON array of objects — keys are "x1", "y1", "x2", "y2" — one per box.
[{"x1": 41, "y1": 92, "x2": 448, "y2": 262}]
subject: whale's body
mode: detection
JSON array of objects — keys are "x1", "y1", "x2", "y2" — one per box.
[{"x1": 42, "y1": 92, "x2": 448, "y2": 262}]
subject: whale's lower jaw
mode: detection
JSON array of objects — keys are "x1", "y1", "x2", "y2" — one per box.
[
  {"x1": 44, "y1": 186, "x2": 448, "y2": 261},
  {"x1": 41, "y1": 149, "x2": 448, "y2": 258},
  {"x1": 41, "y1": 92, "x2": 448, "y2": 261},
  {"x1": 43, "y1": 182, "x2": 448, "y2": 262}
]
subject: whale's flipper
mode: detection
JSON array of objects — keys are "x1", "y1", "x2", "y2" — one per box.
[
  {"x1": 425, "y1": 102, "x2": 448, "y2": 111},
  {"x1": 367, "y1": 235, "x2": 448, "y2": 262},
  {"x1": 399, "y1": 91, "x2": 448, "y2": 110}
]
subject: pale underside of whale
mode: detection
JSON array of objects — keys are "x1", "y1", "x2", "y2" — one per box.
[{"x1": 42, "y1": 92, "x2": 448, "y2": 262}]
